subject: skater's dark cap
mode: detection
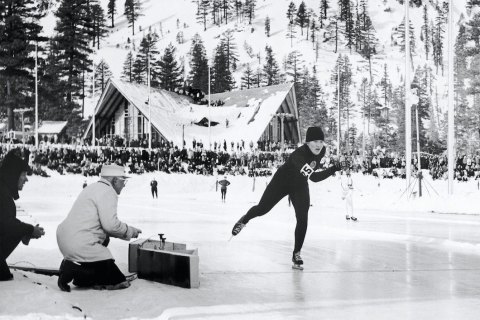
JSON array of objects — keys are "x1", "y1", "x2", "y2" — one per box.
[
  {"x1": 100, "y1": 164, "x2": 130, "y2": 178},
  {"x1": 306, "y1": 126, "x2": 324, "y2": 142}
]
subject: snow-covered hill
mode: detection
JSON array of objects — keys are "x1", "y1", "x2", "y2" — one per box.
[{"x1": 40, "y1": 0, "x2": 468, "y2": 128}]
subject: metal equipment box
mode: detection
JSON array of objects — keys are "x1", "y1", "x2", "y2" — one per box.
[{"x1": 128, "y1": 238, "x2": 199, "y2": 288}]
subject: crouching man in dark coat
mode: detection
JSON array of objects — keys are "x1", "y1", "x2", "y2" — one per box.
[{"x1": 0, "y1": 150, "x2": 45, "y2": 281}]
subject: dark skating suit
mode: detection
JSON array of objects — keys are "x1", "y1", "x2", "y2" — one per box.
[{"x1": 243, "y1": 144, "x2": 337, "y2": 253}]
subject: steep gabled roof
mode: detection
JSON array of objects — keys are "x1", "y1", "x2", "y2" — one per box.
[
  {"x1": 38, "y1": 121, "x2": 68, "y2": 135},
  {"x1": 85, "y1": 78, "x2": 298, "y2": 146}
]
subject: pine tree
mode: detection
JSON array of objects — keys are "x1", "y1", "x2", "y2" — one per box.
[
  {"x1": 310, "y1": 15, "x2": 319, "y2": 47},
  {"x1": 211, "y1": 0, "x2": 221, "y2": 25},
  {"x1": 197, "y1": 0, "x2": 210, "y2": 31},
  {"x1": 295, "y1": 1, "x2": 308, "y2": 37},
  {"x1": 0, "y1": 0, "x2": 47, "y2": 130},
  {"x1": 121, "y1": 51, "x2": 135, "y2": 82},
  {"x1": 330, "y1": 55, "x2": 353, "y2": 149},
  {"x1": 297, "y1": 67, "x2": 329, "y2": 138},
  {"x1": 378, "y1": 64, "x2": 392, "y2": 108},
  {"x1": 454, "y1": 22, "x2": 469, "y2": 147},
  {"x1": 244, "y1": 0, "x2": 256, "y2": 24},
  {"x1": 188, "y1": 33, "x2": 209, "y2": 93},
  {"x1": 241, "y1": 63, "x2": 255, "y2": 89},
  {"x1": 432, "y1": 13, "x2": 445, "y2": 75},
  {"x1": 94, "y1": 59, "x2": 113, "y2": 93},
  {"x1": 360, "y1": 15, "x2": 378, "y2": 81},
  {"x1": 37, "y1": 39, "x2": 72, "y2": 119},
  {"x1": 157, "y1": 44, "x2": 183, "y2": 91},
  {"x1": 91, "y1": 3, "x2": 108, "y2": 50},
  {"x1": 221, "y1": 0, "x2": 232, "y2": 24},
  {"x1": 357, "y1": 77, "x2": 372, "y2": 135},
  {"x1": 411, "y1": 65, "x2": 432, "y2": 147},
  {"x1": 338, "y1": 0, "x2": 350, "y2": 21},
  {"x1": 265, "y1": 16, "x2": 271, "y2": 37},
  {"x1": 396, "y1": 18, "x2": 416, "y2": 54},
  {"x1": 392, "y1": 84, "x2": 406, "y2": 151},
  {"x1": 221, "y1": 29, "x2": 239, "y2": 71},
  {"x1": 55, "y1": 0, "x2": 94, "y2": 103},
  {"x1": 325, "y1": 14, "x2": 340, "y2": 52},
  {"x1": 286, "y1": 2, "x2": 297, "y2": 47},
  {"x1": 131, "y1": 54, "x2": 144, "y2": 83},
  {"x1": 107, "y1": 0, "x2": 116, "y2": 27},
  {"x1": 234, "y1": 0, "x2": 243, "y2": 23},
  {"x1": 319, "y1": 0, "x2": 329, "y2": 29},
  {"x1": 343, "y1": 0, "x2": 355, "y2": 51},
  {"x1": 286, "y1": 21, "x2": 297, "y2": 47},
  {"x1": 211, "y1": 40, "x2": 235, "y2": 93},
  {"x1": 125, "y1": 0, "x2": 142, "y2": 36},
  {"x1": 421, "y1": 5, "x2": 430, "y2": 60},
  {"x1": 262, "y1": 45, "x2": 282, "y2": 86},
  {"x1": 135, "y1": 32, "x2": 160, "y2": 85},
  {"x1": 305, "y1": 8, "x2": 314, "y2": 41},
  {"x1": 285, "y1": 50, "x2": 304, "y2": 87}
]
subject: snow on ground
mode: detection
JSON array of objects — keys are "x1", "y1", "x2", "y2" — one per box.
[{"x1": 1, "y1": 170, "x2": 480, "y2": 319}]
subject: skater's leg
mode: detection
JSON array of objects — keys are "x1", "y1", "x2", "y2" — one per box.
[
  {"x1": 232, "y1": 178, "x2": 287, "y2": 236},
  {"x1": 290, "y1": 185, "x2": 310, "y2": 254},
  {"x1": 346, "y1": 195, "x2": 353, "y2": 217},
  {"x1": 243, "y1": 181, "x2": 288, "y2": 223}
]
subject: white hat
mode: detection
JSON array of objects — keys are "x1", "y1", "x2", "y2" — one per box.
[{"x1": 100, "y1": 164, "x2": 129, "y2": 178}]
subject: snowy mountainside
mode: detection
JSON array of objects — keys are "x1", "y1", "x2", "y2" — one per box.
[{"x1": 40, "y1": 0, "x2": 467, "y2": 126}]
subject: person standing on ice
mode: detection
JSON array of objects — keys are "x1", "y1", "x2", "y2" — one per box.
[
  {"x1": 231, "y1": 126, "x2": 341, "y2": 269},
  {"x1": 340, "y1": 168, "x2": 357, "y2": 221},
  {"x1": 56, "y1": 164, "x2": 142, "y2": 292},
  {"x1": 218, "y1": 175, "x2": 231, "y2": 202},
  {"x1": 150, "y1": 177, "x2": 158, "y2": 198},
  {"x1": 0, "y1": 150, "x2": 45, "y2": 281}
]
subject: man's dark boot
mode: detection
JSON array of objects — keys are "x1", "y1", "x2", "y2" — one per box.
[
  {"x1": 0, "y1": 259, "x2": 13, "y2": 281},
  {"x1": 58, "y1": 260, "x2": 77, "y2": 292}
]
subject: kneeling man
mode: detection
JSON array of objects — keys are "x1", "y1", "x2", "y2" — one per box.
[{"x1": 57, "y1": 164, "x2": 142, "y2": 291}]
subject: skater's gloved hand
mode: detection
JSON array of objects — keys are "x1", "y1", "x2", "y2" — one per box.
[
  {"x1": 332, "y1": 160, "x2": 342, "y2": 172},
  {"x1": 31, "y1": 225, "x2": 45, "y2": 239}
]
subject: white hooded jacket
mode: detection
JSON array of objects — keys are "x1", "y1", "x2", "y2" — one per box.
[{"x1": 57, "y1": 178, "x2": 135, "y2": 262}]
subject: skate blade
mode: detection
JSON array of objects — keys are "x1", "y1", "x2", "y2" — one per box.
[
  {"x1": 228, "y1": 235, "x2": 234, "y2": 242},
  {"x1": 292, "y1": 264, "x2": 304, "y2": 270}
]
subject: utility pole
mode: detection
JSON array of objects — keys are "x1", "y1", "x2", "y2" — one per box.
[
  {"x1": 405, "y1": 0, "x2": 412, "y2": 188},
  {"x1": 92, "y1": 62, "x2": 96, "y2": 147},
  {"x1": 447, "y1": 0, "x2": 455, "y2": 195},
  {"x1": 35, "y1": 42, "x2": 39, "y2": 148},
  {"x1": 148, "y1": 54, "x2": 152, "y2": 150}
]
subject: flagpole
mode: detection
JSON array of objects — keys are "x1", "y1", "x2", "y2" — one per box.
[
  {"x1": 337, "y1": 55, "x2": 341, "y2": 156},
  {"x1": 35, "y1": 42, "x2": 38, "y2": 148},
  {"x1": 405, "y1": 0, "x2": 412, "y2": 188},
  {"x1": 208, "y1": 67, "x2": 211, "y2": 150},
  {"x1": 447, "y1": 0, "x2": 454, "y2": 194},
  {"x1": 92, "y1": 62, "x2": 96, "y2": 147},
  {"x1": 148, "y1": 54, "x2": 152, "y2": 150}
]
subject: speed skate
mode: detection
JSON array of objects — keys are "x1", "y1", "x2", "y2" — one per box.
[{"x1": 292, "y1": 264, "x2": 304, "y2": 270}]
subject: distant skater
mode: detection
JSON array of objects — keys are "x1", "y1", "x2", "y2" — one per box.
[
  {"x1": 218, "y1": 176, "x2": 231, "y2": 202},
  {"x1": 150, "y1": 178, "x2": 158, "y2": 199},
  {"x1": 231, "y1": 127, "x2": 340, "y2": 269},
  {"x1": 83, "y1": 180, "x2": 87, "y2": 189},
  {"x1": 341, "y1": 169, "x2": 357, "y2": 221}
]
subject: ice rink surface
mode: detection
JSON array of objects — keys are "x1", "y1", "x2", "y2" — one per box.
[{"x1": 1, "y1": 171, "x2": 480, "y2": 319}]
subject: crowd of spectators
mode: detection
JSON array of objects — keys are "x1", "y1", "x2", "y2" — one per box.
[
  {"x1": 0, "y1": 142, "x2": 284, "y2": 179},
  {"x1": 1, "y1": 142, "x2": 480, "y2": 183}
]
